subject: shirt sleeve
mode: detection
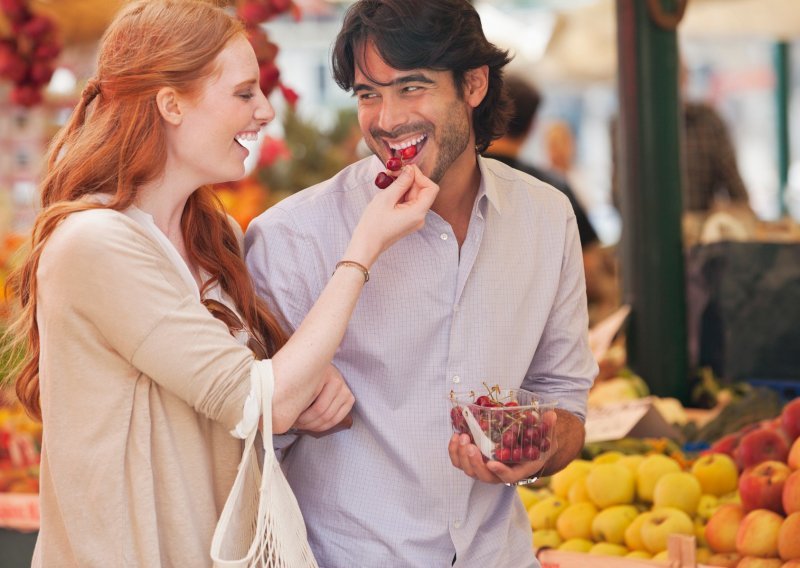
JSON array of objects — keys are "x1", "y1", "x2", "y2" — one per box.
[
  {"x1": 245, "y1": 207, "x2": 325, "y2": 449},
  {"x1": 42, "y1": 211, "x2": 255, "y2": 432},
  {"x1": 244, "y1": 206, "x2": 325, "y2": 333},
  {"x1": 521, "y1": 203, "x2": 598, "y2": 421}
]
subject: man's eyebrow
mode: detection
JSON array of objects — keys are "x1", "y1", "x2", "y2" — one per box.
[{"x1": 353, "y1": 73, "x2": 435, "y2": 93}]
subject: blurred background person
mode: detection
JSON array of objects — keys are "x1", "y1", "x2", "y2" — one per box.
[
  {"x1": 611, "y1": 60, "x2": 756, "y2": 230},
  {"x1": 486, "y1": 75, "x2": 619, "y2": 324},
  {"x1": 486, "y1": 76, "x2": 599, "y2": 248}
]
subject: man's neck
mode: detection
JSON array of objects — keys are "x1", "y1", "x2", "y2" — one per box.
[{"x1": 430, "y1": 154, "x2": 482, "y2": 247}]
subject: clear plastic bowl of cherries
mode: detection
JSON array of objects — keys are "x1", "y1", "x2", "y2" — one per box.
[{"x1": 449, "y1": 385, "x2": 557, "y2": 465}]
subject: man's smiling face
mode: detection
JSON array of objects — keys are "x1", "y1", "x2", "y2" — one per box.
[{"x1": 353, "y1": 40, "x2": 473, "y2": 184}]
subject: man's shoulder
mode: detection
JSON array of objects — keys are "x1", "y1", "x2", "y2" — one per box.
[{"x1": 481, "y1": 156, "x2": 571, "y2": 207}]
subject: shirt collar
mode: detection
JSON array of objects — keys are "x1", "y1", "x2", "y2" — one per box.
[{"x1": 477, "y1": 155, "x2": 503, "y2": 216}]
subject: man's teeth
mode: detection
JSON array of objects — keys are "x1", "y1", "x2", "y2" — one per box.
[
  {"x1": 235, "y1": 132, "x2": 259, "y2": 143},
  {"x1": 389, "y1": 134, "x2": 425, "y2": 151}
]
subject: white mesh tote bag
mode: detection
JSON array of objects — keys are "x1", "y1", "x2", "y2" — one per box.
[{"x1": 211, "y1": 360, "x2": 318, "y2": 567}]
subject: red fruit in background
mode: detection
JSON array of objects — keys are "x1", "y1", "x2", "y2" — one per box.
[
  {"x1": 29, "y1": 61, "x2": 54, "y2": 86},
  {"x1": 34, "y1": 41, "x2": 61, "y2": 60},
  {"x1": 271, "y1": 0, "x2": 292, "y2": 12},
  {"x1": 738, "y1": 460, "x2": 791, "y2": 514},
  {"x1": 709, "y1": 432, "x2": 742, "y2": 460},
  {"x1": 735, "y1": 428, "x2": 789, "y2": 470},
  {"x1": 20, "y1": 15, "x2": 53, "y2": 40},
  {"x1": 238, "y1": 2, "x2": 273, "y2": 25},
  {"x1": 10, "y1": 84, "x2": 43, "y2": 107},
  {"x1": 279, "y1": 83, "x2": 299, "y2": 107},
  {"x1": 258, "y1": 63, "x2": 280, "y2": 95},
  {"x1": 0, "y1": 0, "x2": 27, "y2": 22},
  {"x1": 247, "y1": 29, "x2": 279, "y2": 63},
  {"x1": 0, "y1": 50, "x2": 28, "y2": 83},
  {"x1": 781, "y1": 398, "x2": 800, "y2": 441}
]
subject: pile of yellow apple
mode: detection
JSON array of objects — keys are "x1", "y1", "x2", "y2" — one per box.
[{"x1": 523, "y1": 433, "x2": 800, "y2": 567}]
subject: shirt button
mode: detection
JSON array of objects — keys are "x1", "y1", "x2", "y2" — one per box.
[
  {"x1": 453, "y1": 304, "x2": 460, "y2": 312},
  {"x1": 453, "y1": 519, "x2": 462, "y2": 529},
  {"x1": 440, "y1": 233, "x2": 449, "y2": 240},
  {"x1": 452, "y1": 376, "x2": 461, "y2": 384}
]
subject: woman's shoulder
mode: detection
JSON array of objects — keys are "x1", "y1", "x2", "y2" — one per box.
[{"x1": 45, "y1": 207, "x2": 159, "y2": 266}]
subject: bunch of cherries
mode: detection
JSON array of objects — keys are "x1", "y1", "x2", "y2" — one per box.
[
  {"x1": 450, "y1": 385, "x2": 553, "y2": 465},
  {"x1": 0, "y1": 0, "x2": 62, "y2": 107},
  {"x1": 235, "y1": 0, "x2": 299, "y2": 105},
  {"x1": 374, "y1": 145, "x2": 417, "y2": 189}
]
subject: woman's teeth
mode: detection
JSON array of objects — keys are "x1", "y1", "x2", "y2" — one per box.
[{"x1": 235, "y1": 131, "x2": 259, "y2": 143}]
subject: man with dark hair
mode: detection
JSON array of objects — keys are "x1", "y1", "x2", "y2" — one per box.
[
  {"x1": 245, "y1": 1, "x2": 596, "y2": 565},
  {"x1": 486, "y1": 76, "x2": 599, "y2": 248}
]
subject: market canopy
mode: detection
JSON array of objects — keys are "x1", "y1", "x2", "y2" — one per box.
[{"x1": 488, "y1": 0, "x2": 800, "y2": 84}]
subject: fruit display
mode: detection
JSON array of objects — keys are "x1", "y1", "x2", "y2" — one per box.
[
  {"x1": 0, "y1": 399, "x2": 41, "y2": 494},
  {"x1": 0, "y1": 0, "x2": 62, "y2": 107},
  {"x1": 520, "y1": 395, "x2": 800, "y2": 566},
  {"x1": 449, "y1": 385, "x2": 556, "y2": 466}
]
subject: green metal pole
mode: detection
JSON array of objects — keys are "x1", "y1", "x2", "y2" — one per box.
[
  {"x1": 774, "y1": 41, "x2": 790, "y2": 217},
  {"x1": 615, "y1": 0, "x2": 689, "y2": 403}
]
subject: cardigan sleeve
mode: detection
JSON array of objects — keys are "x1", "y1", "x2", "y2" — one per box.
[{"x1": 39, "y1": 209, "x2": 254, "y2": 431}]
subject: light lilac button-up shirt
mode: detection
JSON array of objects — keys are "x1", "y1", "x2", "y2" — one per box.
[{"x1": 245, "y1": 155, "x2": 597, "y2": 568}]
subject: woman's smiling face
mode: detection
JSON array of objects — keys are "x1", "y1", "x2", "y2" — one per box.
[{"x1": 167, "y1": 34, "x2": 274, "y2": 187}]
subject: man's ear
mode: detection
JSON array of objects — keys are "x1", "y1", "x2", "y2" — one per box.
[
  {"x1": 156, "y1": 87, "x2": 183, "y2": 125},
  {"x1": 463, "y1": 65, "x2": 489, "y2": 108}
]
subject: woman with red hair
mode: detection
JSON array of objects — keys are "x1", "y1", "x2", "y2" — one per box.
[{"x1": 5, "y1": 0, "x2": 437, "y2": 565}]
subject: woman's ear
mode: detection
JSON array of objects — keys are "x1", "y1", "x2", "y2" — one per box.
[
  {"x1": 463, "y1": 65, "x2": 489, "y2": 109},
  {"x1": 156, "y1": 87, "x2": 182, "y2": 125}
]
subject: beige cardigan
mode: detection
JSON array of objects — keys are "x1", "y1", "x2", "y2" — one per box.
[{"x1": 33, "y1": 208, "x2": 255, "y2": 567}]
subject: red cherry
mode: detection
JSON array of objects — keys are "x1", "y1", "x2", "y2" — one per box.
[
  {"x1": 374, "y1": 172, "x2": 394, "y2": 189},
  {"x1": 539, "y1": 438, "x2": 551, "y2": 453},
  {"x1": 523, "y1": 446, "x2": 540, "y2": 461},
  {"x1": 386, "y1": 157, "x2": 402, "y2": 171},
  {"x1": 511, "y1": 448, "x2": 522, "y2": 462},
  {"x1": 501, "y1": 430, "x2": 516, "y2": 448},
  {"x1": 400, "y1": 145, "x2": 417, "y2": 160},
  {"x1": 523, "y1": 411, "x2": 539, "y2": 426},
  {"x1": 504, "y1": 401, "x2": 519, "y2": 407},
  {"x1": 496, "y1": 447, "x2": 512, "y2": 463},
  {"x1": 475, "y1": 395, "x2": 493, "y2": 407}
]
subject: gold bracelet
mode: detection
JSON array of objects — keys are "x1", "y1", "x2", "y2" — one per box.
[{"x1": 334, "y1": 260, "x2": 370, "y2": 283}]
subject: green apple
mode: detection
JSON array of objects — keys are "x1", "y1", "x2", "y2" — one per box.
[
  {"x1": 640, "y1": 507, "x2": 694, "y2": 554},
  {"x1": 591, "y1": 504, "x2": 638, "y2": 545},
  {"x1": 691, "y1": 453, "x2": 739, "y2": 496},
  {"x1": 652, "y1": 471, "x2": 702, "y2": 515},
  {"x1": 636, "y1": 454, "x2": 681, "y2": 502},
  {"x1": 586, "y1": 463, "x2": 635, "y2": 508},
  {"x1": 555, "y1": 501, "x2": 598, "y2": 541}
]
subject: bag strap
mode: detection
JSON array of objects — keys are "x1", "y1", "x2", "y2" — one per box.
[{"x1": 256, "y1": 360, "x2": 275, "y2": 450}]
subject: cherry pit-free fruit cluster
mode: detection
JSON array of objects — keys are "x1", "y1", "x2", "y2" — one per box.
[
  {"x1": 374, "y1": 145, "x2": 417, "y2": 189},
  {"x1": 450, "y1": 384, "x2": 555, "y2": 465}
]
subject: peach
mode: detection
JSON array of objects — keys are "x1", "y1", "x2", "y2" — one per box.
[{"x1": 736, "y1": 509, "x2": 784, "y2": 558}]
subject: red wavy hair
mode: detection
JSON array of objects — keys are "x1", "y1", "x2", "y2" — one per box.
[{"x1": 7, "y1": 0, "x2": 287, "y2": 420}]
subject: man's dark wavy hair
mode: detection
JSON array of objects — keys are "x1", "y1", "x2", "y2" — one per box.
[{"x1": 331, "y1": 0, "x2": 513, "y2": 153}]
